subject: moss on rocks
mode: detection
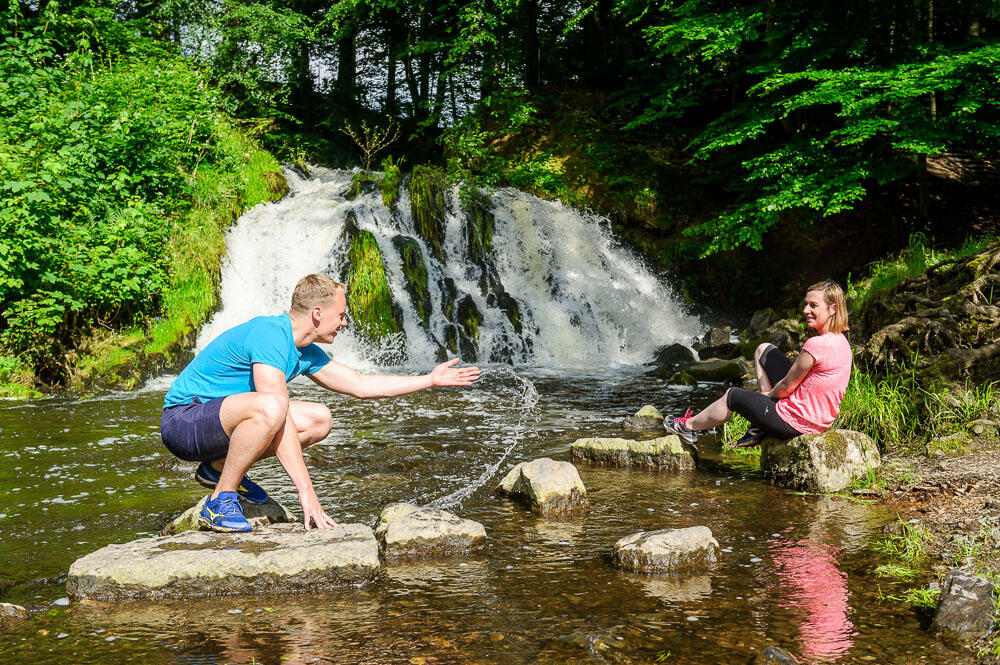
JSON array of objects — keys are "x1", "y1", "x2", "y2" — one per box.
[
  {"x1": 378, "y1": 159, "x2": 403, "y2": 208},
  {"x1": 463, "y1": 189, "x2": 494, "y2": 262},
  {"x1": 345, "y1": 220, "x2": 403, "y2": 342},
  {"x1": 407, "y1": 165, "x2": 448, "y2": 261},
  {"x1": 392, "y1": 237, "x2": 431, "y2": 327}
]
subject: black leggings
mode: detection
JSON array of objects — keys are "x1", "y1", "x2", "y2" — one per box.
[{"x1": 724, "y1": 345, "x2": 801, "y2": 439}]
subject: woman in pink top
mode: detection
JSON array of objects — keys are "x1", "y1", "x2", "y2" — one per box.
[{"x1": 665, "y1": 280, "x2": 853, "y2": 448}]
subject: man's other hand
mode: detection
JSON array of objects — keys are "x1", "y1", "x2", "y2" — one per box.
[
  {"x1": 430, "y1": 358, "x2": 481, "y2": 387},
  {"x1": 298, "y1": 488, "x2": 338, "y2": 530}
]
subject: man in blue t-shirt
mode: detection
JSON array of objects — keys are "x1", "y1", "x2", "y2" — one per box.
[{"x1": 161, "y1": 273, "x2": 481, "y2": 533}]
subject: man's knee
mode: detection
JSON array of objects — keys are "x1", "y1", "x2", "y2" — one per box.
[
  {"x1": 255, "y1": 392, "x2": 289, "y2": 428},
  {"x1": 298, "y1": 403, "x2": 332, "y2": 445}
]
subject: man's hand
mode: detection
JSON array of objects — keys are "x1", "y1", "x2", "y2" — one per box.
[
  {"x1": 430, "y1": 358, "x2": 481, "y2": 387},
  {"x1": 298, "y1": 488, "x2": 338, "y2": 530}
]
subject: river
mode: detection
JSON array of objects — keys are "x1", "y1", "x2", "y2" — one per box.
[{"x1": 0, "y1": 367, "x2": 966, "y2": 664}]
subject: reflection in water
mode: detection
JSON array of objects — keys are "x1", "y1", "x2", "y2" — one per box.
[
  {"x1": 640, "y1": 574, "x2": 713, "y2": 604},
  {"x1": 770, "y1": 536, "x2": 854, "y2": 663}
]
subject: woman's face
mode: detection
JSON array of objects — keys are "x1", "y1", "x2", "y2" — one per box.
[{"x1": 803, "y1": 290, "x2": 835, "y2": 333}]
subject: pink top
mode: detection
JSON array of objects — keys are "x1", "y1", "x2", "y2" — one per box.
[{"x1": 775, "y1": 333, "x2": 852, "y2": 434}]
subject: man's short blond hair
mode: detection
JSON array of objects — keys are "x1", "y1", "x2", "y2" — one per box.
[{"x1": 290, "y1": 274, "x2": 346, "y2": 314}]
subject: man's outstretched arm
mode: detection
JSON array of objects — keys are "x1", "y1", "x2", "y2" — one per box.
[{"x1": 307, "y1": 358, "x2": 480, "y2": 398}]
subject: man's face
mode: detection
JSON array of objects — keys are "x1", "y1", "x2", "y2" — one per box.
[{"x1": 315, "y1": 290, "x2": 348, "y2": 343}]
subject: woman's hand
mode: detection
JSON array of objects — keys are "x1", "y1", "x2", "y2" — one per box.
[{"x1": 430, "y1": 358, "x2": 481, "y2": 387}]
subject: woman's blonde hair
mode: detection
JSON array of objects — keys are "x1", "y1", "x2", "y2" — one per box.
[
  {"x1": 290, "y1": 274, "x2": 346, "y2": 314},
  {"x1": 806, "y1": 279, "x2": 849, "y2": 333}
]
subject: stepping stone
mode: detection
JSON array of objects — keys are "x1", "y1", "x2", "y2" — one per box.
[
  {"x1": 67, "y1": 523, "x2": 380, "y2": 600},
  {"x1": 571, "y1": 436, "x2": 696, "y2": 470},
  {"x1": 612, "y1": 526, "x2": 720, "y2": 574},
  {"x1": 760, "y1": 429, "x2": 880, "y2": 493},
  {"x1": 497, "y1": 458, "x2": 589, "y2": 515},
  {"x1": 621, "y1": 405, "x2": 666, "y2": 432},
  {"x1": 376, "y1": 506, "x2": 487, "y2": 559}
]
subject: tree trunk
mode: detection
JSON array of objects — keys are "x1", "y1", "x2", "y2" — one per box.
[
  {"x1": 385, "y1": 11, "x2": 403, "y2": 116},
  {"x1": 337, "y1": 28, "x2": 357, "y2": 106},
  {"x1": 523, "y1": 0, "x2": 540, "y2": 87}
]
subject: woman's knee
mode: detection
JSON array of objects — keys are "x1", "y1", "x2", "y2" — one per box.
[{"x1": 754, "y1": 342, "x2": 774, "y2": 362}]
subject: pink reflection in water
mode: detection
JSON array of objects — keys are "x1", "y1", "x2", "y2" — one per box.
[{"x1": 770, "y1": 537, "x2": 855, "y2": 662}]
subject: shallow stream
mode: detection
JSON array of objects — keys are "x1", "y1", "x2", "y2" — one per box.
[{"x1": 0, "y1": 367, "x2": 966, "y2": 664}]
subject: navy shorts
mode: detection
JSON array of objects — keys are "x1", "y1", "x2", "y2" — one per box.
[
  {"x1": 160, "y1": 397, "x2": 231, "y2": 462},
  {"x1": 725, "y1": 345, "x2": 801, "y2": 439}
]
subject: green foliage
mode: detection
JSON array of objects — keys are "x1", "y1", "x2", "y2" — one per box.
[
  {"x1": 378, "y1": 156, "x2": 404, "y2": 208},
  {"x1": 875, "y1": 519, "x2": 932, "y2": 562},
  {"x1": 0, "y1": 3, "x2": 283, "y2": 387},
  {"x1": 848, "y1": 234, "x2": 994, "y2": 313}
]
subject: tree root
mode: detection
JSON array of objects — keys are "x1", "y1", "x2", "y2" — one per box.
[{"x1": 857, "y1": 243, "x2": 1000, "y2": 381}]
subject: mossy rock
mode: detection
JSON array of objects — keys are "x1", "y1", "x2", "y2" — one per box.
[
  {"x1": 683, "y1": 358, "x2": 751, "y2": 383},
  {"x1": 570, "y1": 436, "x2": 697, "y2": 470},
  {"x1": 622, "y1": 405, "x2": 666, "y2": 431},
  {"x1": 392, "y1": 236, "x2": 431, "y2": 327},
  {"x1": 760, "y1": 429, "x2": 880, "y2": 493},
  {"x1": 407, "y1": 166, "x2": 448, "y2": 261},
  {"x1": 463, "y1": 189, "x2": 494, "y2": 262},
  {"x1": 669, "y1": 371, "x2": 697, "y2": 386},
  {"x1": 346, "y1": 171, "x2": 378, "y2": 201},
  {"x1": 344, "y1": 214, "x2": 403, "y2": 342},
  {"x1": 378, "y1": 162, "x2": 403, "y2": 208}
]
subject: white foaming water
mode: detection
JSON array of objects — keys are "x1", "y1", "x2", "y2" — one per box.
[
  {"x1": 196, "y1": 166, "x2": 702, "y2": 368},
  {"x1": 426, "y1": 367, "x2": 539, "y2": 510}
]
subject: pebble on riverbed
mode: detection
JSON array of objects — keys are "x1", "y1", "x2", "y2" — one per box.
[
  {"x1": 496, "y1": 458, "x2": 590, "y2": 516},
  {"x1": 612, "y1": 527, "x2": 720, "y2": 574},
  {"x1": 375, "y1": 504, "x2": 487, "y2": 560}
]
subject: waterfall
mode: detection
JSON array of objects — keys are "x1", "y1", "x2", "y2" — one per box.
[{"x1": 196, "y1": 166, "x2": 703, "y2": 368}]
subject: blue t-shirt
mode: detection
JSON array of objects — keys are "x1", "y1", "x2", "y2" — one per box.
[{"x1": 163, "y1": 315, "x2": 330, "y2": 408}]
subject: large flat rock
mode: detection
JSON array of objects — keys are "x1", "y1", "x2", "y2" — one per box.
[
  {"x1": 570, "y1": 436, "x2": 697, "y2": 470},
  {"x1": 497, "y1": 458, "x2": 589, "y2": 515},
  {"x1": 67, "y1": 523, "x2": 380, "y2": 600}
]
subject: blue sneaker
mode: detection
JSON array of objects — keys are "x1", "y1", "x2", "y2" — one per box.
[
  {"x1": 195, "y1": 462, "x2": 268, "y2": 504},
  {"x1": 198, "y1": 492, "x2": 252, "y2": 533}
]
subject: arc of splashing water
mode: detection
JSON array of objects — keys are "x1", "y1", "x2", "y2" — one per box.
[{"x1": 426, "y1": 367, "x2": 540, "y2": 510}]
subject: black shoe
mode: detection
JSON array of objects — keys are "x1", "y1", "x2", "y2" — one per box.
[
  {"x1": 663, "y1": 409, "x2": 698, "y2": 446},
  {"x1": 733, "y1": 427, "x2": 764, "y2": 448}
]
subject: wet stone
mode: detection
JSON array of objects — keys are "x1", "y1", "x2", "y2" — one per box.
[
  {"x1": 571, "y1": 436, "x2": 697, "y2": 471},
  {"x1": 612, "y1": 526, "x2": 720, "y2": 574},
  {"x1": 0, "y1": 602, "x2": 28, "y2": 627},
  {"x1": 755, "y1": 646, "x2": 799, "y2": 664},
  {"x1": 760, "y1": 429, "x2": 880, "y2": 493},
  {"x1": 377, "y1": 507, "x2": 487, "y2": 559},
  {"x1": 497, "y1": 458, "x2": 589, "y2": 515},
  {"x1": 683, "y1": 357, "x2": 751, "y2": 383},
  {"x1": 930, "y1": 570, "x2": 998, "y2": 638},
  {"x1": 621, "y1": 404, "x2": 666, "y2": 432},
  {"x1": 160, "y1": 496, "x2": 297, "y2": 536},
  {"x1": 67, "y1": 523, "x2": 380, "y2": 600}
]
